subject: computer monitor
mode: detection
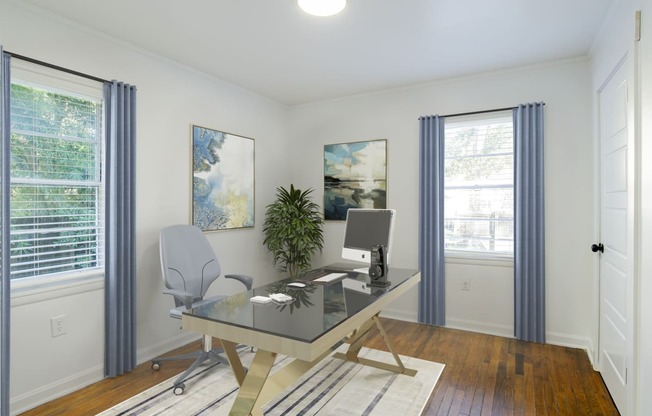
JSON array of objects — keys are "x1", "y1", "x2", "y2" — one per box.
[{"x1": 341, "y1": 208, "x2": 396, "y2": 265}]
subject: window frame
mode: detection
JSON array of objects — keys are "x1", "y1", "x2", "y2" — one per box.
[
  {"x1": 443, "y1": 110, "x2": 515, "y2": 260},
  {"x1": 8, "y1": 60, "x2": 106, "y2": 293}
]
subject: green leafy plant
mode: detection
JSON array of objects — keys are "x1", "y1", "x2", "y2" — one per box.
[{"x1": 263, "y1": 185, "x2": 324, "y2": 277}]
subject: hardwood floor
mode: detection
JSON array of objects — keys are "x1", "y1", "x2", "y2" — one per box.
[
  {"x1": 19, "y1": 319, "x2": 618, "y2": 415},
  {"x1": 366, "y1": 320, "x2": 619, "y2": 416}
]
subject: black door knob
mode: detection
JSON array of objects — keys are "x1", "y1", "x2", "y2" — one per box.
[{"x1": 591, "y1": 243, "x2": 604, "y2": 253}]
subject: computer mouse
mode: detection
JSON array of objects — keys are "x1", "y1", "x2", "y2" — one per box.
[{"x1": 287, "y1": 282, "x2": 307, "y2": 288}]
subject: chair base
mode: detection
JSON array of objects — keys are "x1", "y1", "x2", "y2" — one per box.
[{"x1": 151, "y1": 335, "x2": 232, "y2": 395}]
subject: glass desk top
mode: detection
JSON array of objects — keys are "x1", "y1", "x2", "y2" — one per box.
[{"x1": 185, "y1": 264, "x2": 418, "y2": 344}]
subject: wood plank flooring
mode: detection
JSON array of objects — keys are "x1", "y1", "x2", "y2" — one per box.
[{"x1": 19, "y1": 319, "x2": 618, "y2": 415}]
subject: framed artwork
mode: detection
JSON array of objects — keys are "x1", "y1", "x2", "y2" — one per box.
[
  {"x1": 191, "y1": 125, "x2": 254, "y2": 231},
  {"x1": 323, "y1": 139, "x2": 387, "y2": 221}
]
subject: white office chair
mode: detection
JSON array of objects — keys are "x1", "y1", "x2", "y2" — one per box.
[{"x1": 151, "y1": 224, "x2": 253, "y2": 395}]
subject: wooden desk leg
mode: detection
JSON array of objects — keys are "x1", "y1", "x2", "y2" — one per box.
[
  {"x1": 230, "y1": 349, "x2": 277, "y2": 416},
  {"x1": 220, "y1": 339, "x2": 247, "y2": 386},
  {"x1": 334, "y1": 314, "x2": 417, "y2": 377}
]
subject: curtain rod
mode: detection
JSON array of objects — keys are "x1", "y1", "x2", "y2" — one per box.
[
  {"x1": 440, "y1": 103, "x2": 546, "y2": 119},
  {"x1": 5, "y1": 50, "x2": 110, "y2": 84},
  {"x1": 443, "y1": 106, "x2": 516, "y2": 118}
]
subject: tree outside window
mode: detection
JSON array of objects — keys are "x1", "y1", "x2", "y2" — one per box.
[
  {"x1": 9, "y1": 82, "x2": 104, "y2": 280},
  {"x1": 444, "y1": 112, "x2": 514, "y2": 255}
]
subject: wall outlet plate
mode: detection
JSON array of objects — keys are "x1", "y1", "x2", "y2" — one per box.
[
  {"x1": 461, "y1": 279, "x2": 471, "y2": 291},
  {"x1": 50, "y1": 315, "x2": 66, "y2": 337}
]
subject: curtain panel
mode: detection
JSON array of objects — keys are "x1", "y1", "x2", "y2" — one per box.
[
  {"x1": 104, "y1": 81, "x2": 137, "y2": 377},
  {"x1": 513, "y1": 102, "x2": 545, "y2": 343},
  {"x1": 418, "y1": 115, "x2": 446, "y2": 326}
]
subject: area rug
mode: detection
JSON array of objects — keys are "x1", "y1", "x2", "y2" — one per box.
[{"x1": 98, "y1": 346, "x2": 444, "y2": 416}]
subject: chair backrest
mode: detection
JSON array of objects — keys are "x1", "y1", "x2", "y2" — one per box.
[{"x1": 159, "y1": 225, "x2": 221, "y2": 301}]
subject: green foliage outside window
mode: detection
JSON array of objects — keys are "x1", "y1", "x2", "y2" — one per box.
[
  {"x1": 9, "y1": 83, "x2": 103, "y2": 279},
  {"x1": 444, "y1": 117, "x2": 514, "y2": 253},
  {"x1": 445, "y1": 124, "x2": 513, "y2": 182}
]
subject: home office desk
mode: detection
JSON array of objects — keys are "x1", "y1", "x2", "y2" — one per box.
[{"x1": 182, "y1": 264, "x2": 420, "y2": 416}]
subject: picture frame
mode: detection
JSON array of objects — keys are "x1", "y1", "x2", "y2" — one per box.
[
  {"x1": 323, "y1": 139, "x2": 387, "y2": 221},
  {"x1": 191, "y1": 125, "x2": 255, "y2": 231}
]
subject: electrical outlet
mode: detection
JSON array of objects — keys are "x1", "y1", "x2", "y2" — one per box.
[
  {"x1": 50, "y1": 315, "x2": 67, "y2": 337},
  {"x1": 461, "y1": 279, "x2": 471, "y2": 291}
]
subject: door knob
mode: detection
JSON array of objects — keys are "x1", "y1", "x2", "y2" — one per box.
[{"x1": 591, "y1": 243, "x2": 604, "y2": 253}]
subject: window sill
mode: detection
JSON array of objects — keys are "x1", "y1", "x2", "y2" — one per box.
[
  {"x1": 11, "y1": 270, "x2": 105, "y2": 307},
  {"x1": 445, "y1": 251, "x2": 514, "y2": 267}
]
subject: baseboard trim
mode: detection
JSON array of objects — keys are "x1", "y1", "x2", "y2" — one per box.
[
  {"x1": 10, "y1": 332, "x2": 200, "y2": 415},
  {"x1": 137, "y1": 332, "x2": 200, "y2": 364},
  {"x1": 10, "y1": 364, "x2": 104, "y2": 416},
  {"x1": 446, "y1": 318, "x2": 595, "y2": 368},
  {"x1": 545, "y1": 331, "x2": 595, "y2": 367},
  {"x1": 446, "y1": 317, "x2": 514, "y2": 338},
  {"x1": 380, "y1": 307, "x2": 418, "y2": 323}
]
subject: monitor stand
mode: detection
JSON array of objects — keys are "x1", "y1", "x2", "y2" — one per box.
[{"x1": 368, "y1": 279, "x2": 391, "y2": 288}]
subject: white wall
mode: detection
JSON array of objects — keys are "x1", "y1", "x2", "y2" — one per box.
[
  {"x1": 288, "y1": 59, "x2": 595, "y2": 348},
  {"x1": 0, "y1": 2, "x2": 290, "y2": 413}
]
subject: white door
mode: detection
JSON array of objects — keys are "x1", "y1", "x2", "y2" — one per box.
[{"x1": 597, "y1": 57, "x2": 634, "y2": 415}]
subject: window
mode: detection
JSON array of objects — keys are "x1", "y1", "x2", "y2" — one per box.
[
  {"x1": 9, "y1": 66, "x2": 104, "y2": 281},
  {"x1": 444, "y1": 111, "x2": 514, "y2": 255}
]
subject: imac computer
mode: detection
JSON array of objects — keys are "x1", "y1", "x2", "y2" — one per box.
[{"x1": 341, "y1": 208, "x2": 396, "y2": 266}]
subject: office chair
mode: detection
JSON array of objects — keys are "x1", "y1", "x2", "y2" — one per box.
[{"x1": 151, "y1": 224, "x2": 253, "y2": 395}]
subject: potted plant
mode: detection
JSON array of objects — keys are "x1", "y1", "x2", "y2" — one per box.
[{"x1": 263, "y1": 184, "x2": 324, "y2": 277}]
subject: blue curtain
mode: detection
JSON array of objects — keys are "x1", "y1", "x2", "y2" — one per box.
[
  {"x1": 513, "y1": 103, "x2": 545, "y2": 343},
  {"x1": 0, "y1": 49, "x2": 10, "y2": 416},
  {"x1": 418, "y1": 115, "x2": 446, "y2": 326},
  {"x1": 104, "y1": 81, "x2": 137, "y2": 377}
]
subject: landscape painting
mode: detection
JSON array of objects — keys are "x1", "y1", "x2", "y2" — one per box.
[
  {"x1": 192, "y1": 125, "x2": 254, "y2": 231},
  {"x1": 323, "y1": 139, "x2": 387, "y2": 220}
]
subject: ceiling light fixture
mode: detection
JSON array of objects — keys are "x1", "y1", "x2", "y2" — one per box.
[{"x1": 298, "y1": 0, "x2": 346, "y2": 17}]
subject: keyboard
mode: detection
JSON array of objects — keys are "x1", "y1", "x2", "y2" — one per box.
[{"x1": 312, "y1": 272, "x2": 347, "y2": 283}]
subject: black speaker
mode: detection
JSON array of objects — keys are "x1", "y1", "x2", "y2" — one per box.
[{"x1": 368, "y1": 244, "x2": 390, "y2": 287}]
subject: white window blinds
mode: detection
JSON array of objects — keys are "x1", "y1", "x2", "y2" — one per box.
[
  {"x1": 9, "y1": 80, "x2": 104, "y2": 280},
  {"x1": 444, "y1": 111, "x2": 514, "y2": 254}
]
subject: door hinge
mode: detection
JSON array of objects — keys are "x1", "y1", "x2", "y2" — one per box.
[{"x1": 635, "y1": 11, "x2": 641, "y2": 42}]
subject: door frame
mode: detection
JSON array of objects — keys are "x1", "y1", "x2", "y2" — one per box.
[{"x1": 594, "y1": 43, "x2": 640, "y2": 415}]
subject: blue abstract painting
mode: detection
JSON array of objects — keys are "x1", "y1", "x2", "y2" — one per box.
[
  {"x1": 192, "y1": 125, "x2": 254, "y2": 231},
  {"x1": 324, "y1": 139, "x2": 387, "y2": 221}
]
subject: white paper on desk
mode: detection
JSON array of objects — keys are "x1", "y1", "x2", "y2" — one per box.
[
  {"x1": 250, "y1": 296, "x2": 272, "y2": 304},
  {"x1": 269, "y1": 293, "x2": 293, "y2": 302}
]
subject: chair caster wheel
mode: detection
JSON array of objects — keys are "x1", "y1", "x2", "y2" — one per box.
[
  {"x1": 151, "y1": 362, "x2": 160, "y2": 371},
  {"x1": 173, "y1": 384, "x2": 185, "y2": 395}
]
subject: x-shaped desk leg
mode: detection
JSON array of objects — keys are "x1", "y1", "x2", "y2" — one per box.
[
  {"x1": 226, "y1": 347, "x2": 277, "y2": 416},
  {"x1": 333, "y1": 313, "x2": 417, "y2": 377},
  {"x1": 221, "y1": 340, "x2": 332, "y2": 416}
]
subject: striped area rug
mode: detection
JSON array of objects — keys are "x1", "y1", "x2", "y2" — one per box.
[{"x1": 99, "y1": 346, "x2": 444, "y2": 415}]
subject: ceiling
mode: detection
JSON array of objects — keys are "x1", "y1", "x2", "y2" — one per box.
[{"x1": 22, "y1": 0, "x2": 616, "y2": 106}]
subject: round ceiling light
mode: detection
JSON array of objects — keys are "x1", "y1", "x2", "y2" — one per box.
[{"x1": 298, "y1": 0, "x2": 346, "y2": 17}]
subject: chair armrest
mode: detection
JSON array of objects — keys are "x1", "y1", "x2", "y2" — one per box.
[
  {"x1": 225, "y1": 274, "x2": 253, "y2": 290},
  {"x1": 163, "y1": 289, "x2": 194, "y2": 309}
]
